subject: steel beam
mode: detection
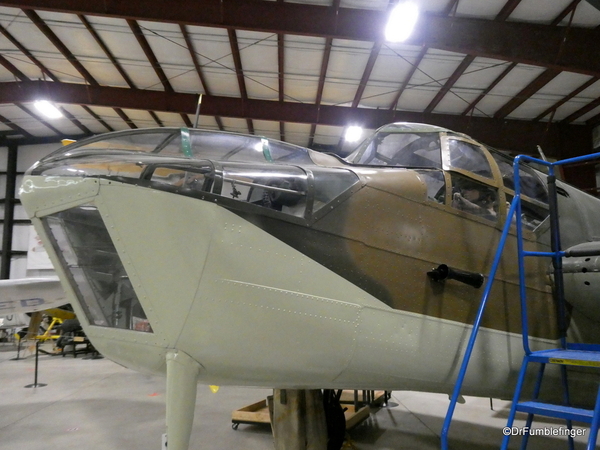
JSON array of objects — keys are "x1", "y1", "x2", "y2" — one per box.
[
  {"x1": 0, "y1": 80, "x2": 592, "y2": 158},
  {"x1": 2, "y1": 0, "x2": 600, "y2": 77},
  {"x1": 1, "y1": 142, "x2": 17, "y2": 279}
]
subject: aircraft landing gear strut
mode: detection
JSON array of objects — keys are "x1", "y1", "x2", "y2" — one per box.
[{"x1": 165, "y1": 350, "x2": 201, "y2": 450}]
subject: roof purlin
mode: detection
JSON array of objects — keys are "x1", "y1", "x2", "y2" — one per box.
[
  {"x1": 23, "y1": 9, "x2": 98, "y2": 86},
  {"x1": 278, "y1": 32, "x2": 285, "y2": 141},
  {"x1": 80, "y1": 15, "x2": 163, "y2": 127},
  {"x1": 0, "y1": 113, "x2": 33, "y2": 138},
  {"x1": 495, "y1": 0, "x2": 523, "y2": 21},
  {"x1": 308, "y1": 37, "x2": 333, "y2": 148},
  {"x1": 22, "y1": 9, "x2": 138, "y2": 129},
  {"x1": 180, "y1": 24, "x2": 224, "y2": 130},
  {"x1": 394, "y1": 0, "x2": 489, "y2": 116},
  {"x1": 228, "y1": 28, "x2": 254, "y2": 134},
  {"x1": 493, "y1": 69, "x2": 561, "y2": 119},
  {"x1": 15, "y1": 103, "x2": 63, "y2": 135},
  {"x1": 425, "y1": 55, "x2": 475, "y2": 114},
  {"x1": 0, "y1": 54, "x2": 28, "y2": 81},
  {"x1": 461, "y1": 62, "x2": 517, "y2": 116},
  {"x1": 127, "y1": 19, "x2": 191, "y2": 127},
  {"x1": 534, "y1": 77, "x2": 599, "y2": 122},
  {"x1": 491, "y1": 2, "x2": 581, "y2": 120},
  {"x1": 0, "y1": 13, "x2": 93, "y2": 134},
  {"x1": 0, "y1": 22, "x2": 59, "y2": 82}
]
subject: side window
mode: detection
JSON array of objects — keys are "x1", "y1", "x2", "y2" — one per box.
[
  {"x1": 505, "y1": 194, "x2": 548, "y2": 230},
  {"x1": 222, "y1": 165, "x2": 308, "y2": 218},
  {"x1": 492, "y1": 154, "x2": 516, "y2": 190},
  {"x1": 43, "y1": 205, "x2": 153, "y2": 333},
  {"x1": 351, "y1": 132, "x2": 441, "y2": 168},
  {"x1": 381, "y1": 133, "x2": 441, "y2": 167},
  {"x1": 149, "y1": 166, "x2": 213, "y2": 193},
  {"x1": 151, "y1": 168, "x2": 205, "y2": 187},
  {"x1": 417, "y1": 170, "x2": 446, "y2": 204},
  {"x1": 491, "y1": 153, "x2": 548, "y2": 203},
  {"x1": 448, "y1": 139, "x2": 493, "y2": 179},
  {"x1": 490, "y1": 153, "x2": 549, "y2": 230},
  {"x1": 451, "y1": 174, "x2": 498, "y2": 221},
  {"x1": 521, "y1": 172, "x2": 548, "y2": 203}
]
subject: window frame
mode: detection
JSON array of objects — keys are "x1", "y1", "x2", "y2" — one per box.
[
  {"x1": 437, "y1": 133, "x2": 549, "y2": 233},
  {"x1": 439, "y1": 134, "x2": 503, "y2": 222}
]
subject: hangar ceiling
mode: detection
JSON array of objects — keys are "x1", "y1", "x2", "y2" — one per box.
[{"x1": 1, "y1": 0, "x2": 600, "y2": 157}]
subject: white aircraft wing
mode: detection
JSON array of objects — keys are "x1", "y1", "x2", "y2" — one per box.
[{"x1": 0, "y1": 276, "x2": 67, "y2": 315}]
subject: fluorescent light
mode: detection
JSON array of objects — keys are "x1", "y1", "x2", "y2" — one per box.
[
  {"x1": 34, "y1": 100, "x2": 62, "y2": 119},
  {"x1": 385, "y1": 2, "x2": 419, "y2": 43},
  {"x1": 345, "y1": 126, "x2": 363, "y2": 143}
]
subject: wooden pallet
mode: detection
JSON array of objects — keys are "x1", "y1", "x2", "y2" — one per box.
[
  {"x1": 231, "y1": 390, "x2": 387, "y2": 430},
  {"x1": 342, "y1": 403, "x2": 371, "y2": 429},
  {"x1": 339, "y1": 390, "x2": 387, "y2": 407},
  {"x1": 231, "y1": 399, "x2": 270, "y2": 429}
]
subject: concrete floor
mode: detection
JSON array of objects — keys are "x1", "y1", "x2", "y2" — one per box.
[{"x1": 0, "y1": 341, "x2": 593, "y2": 450}]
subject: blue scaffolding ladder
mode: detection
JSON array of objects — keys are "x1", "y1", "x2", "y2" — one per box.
[{"x1": 441, "y1": 152, "x2": 600, "y2": 450}]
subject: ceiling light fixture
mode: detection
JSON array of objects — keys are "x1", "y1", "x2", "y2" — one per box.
[
  {"x1": 385, "y1": 1, "x2": 419, "y2": 43},
  {"x1": 345, "y1": 126, "x2": 363, "y2": 143},
  {"x1": 34, "y1": 100, "x2": 63, "y2": 119}
]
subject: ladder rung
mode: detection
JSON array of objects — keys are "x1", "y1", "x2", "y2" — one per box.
[
  {"x1": 522, "y1": 250, "x2": 564, "y2": 257},
  {"x1": 528, "y1": 349, "x2": 600, "y2": 367},
  {"x1": 516, "y1": 401, "x2": 594, "y2": 423}
]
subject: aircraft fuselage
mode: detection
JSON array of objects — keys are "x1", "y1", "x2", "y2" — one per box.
[{"x1": 19, "y1": 123, "x2": 600, "y2": 403}]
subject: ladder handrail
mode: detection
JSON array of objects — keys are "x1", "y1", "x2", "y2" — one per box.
[
  {"x1": 441, "y1": 151, "x2": 600, "y2": 449},
  {"x1": 513, "y1": 154, "x2": 593, "y2": 351},
  {"x1": 513, "y1": 156, "x2": 531, "y2": 355}
]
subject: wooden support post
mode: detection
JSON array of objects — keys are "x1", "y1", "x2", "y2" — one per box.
[{"x1": 271, "y1": 389, "x2": 327, "y2": 450}]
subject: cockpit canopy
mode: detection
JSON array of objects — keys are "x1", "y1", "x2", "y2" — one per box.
[
  {"x1": 27, "y1": 123, "x2": 550, "y2": 231},
  {"x1": 345, "y1": 122, "x2": 549, "y2": 230},
  {"x1": 345, "y1": 123, "x2": 452, "y2": 169},
  {"x1": 28, "y1": 128, "x2": 360, "y2": 225},
  {"x1": 34, "y1": 127, "x2": 315, "y2": 166}
]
